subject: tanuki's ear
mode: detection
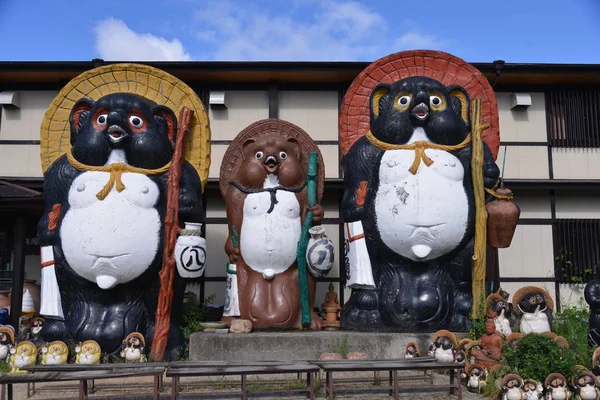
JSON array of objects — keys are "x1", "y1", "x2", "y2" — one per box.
[
  {"x1": 370, "y1": 83, "x2": 391, "y2": 123},
  {"x1": 241, "y1": 139, "x2": 255, "y2": 159},
  {"x1": 69, "y1": 98, "x2": 94, "y2": 145}
]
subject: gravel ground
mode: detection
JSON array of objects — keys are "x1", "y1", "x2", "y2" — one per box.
[{"x1": 5, "y1": 371, "x2": 486, "y2": 400}]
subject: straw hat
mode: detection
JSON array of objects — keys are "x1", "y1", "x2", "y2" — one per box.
[
  {"x1": 466, "y1": 362, "x2": 485, "y2": 375},
  {"x1": 459, "y1": 338, "x2": 474, "y2": 351},
  {"x1": 501, "y1": 373, "x2": 523, "y2": 388},
  {"x1": 544, "y1": 373, "x2": 567, "y2": 388},
  {"x1": 513, "y1": 286, "x2": 554, "y2": 310},
  {"x1": 485, "y1": 293, "x2": 505, "y2": 316},
  {"x1": 219, "y1": 119, "x2": 325, "y2": 201},
  {"x1": 124, "y1": 332, "x2": 145, "y2": 347},
  {"x1": 405, "y1": 342, "x2": 420, "y2": 355},
  {"x1": 554, "y1": 336, "x2": 570, "y2": 349},
  {"x1": 432, "y1": 330, "x2": 458, "y2": 348},
  {"x1": 505, "y1": 333, "x2": 525, "y2": 350},
  {"x1": 0, "y1": 325, "x2": 15, "y2": 344},
  {"x1": 572, "y1": 370, "x2": 596, "y2": 387},
  {"x1": 339, "y1": 50, "x2": 500, "y2": 159},
  {"x1": 542, "y1": 332, "x2": 558, "y2": 339},
  {"x1": 523, "y1": 378, "x2": 539, "y2": 390},
  {"x1": 40, "y1": 63, "x2": 211, "y2": 188}
]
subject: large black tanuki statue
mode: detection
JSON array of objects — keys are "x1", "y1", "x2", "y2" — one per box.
[
  {"x1": 340, "y1": 51, "x2": 501, "y2": 331},
  {"x1": 37, "y1": 64, "x2": 210, "y2": 360},
  {"x1": 585, "y1": 271, "x2": 600, "y2": 346}
]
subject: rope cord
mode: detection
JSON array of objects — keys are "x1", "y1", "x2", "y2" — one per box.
[
  {"x1": 66, "y1": 150, "x2": 171, "y2": 200},
  {"x1": 365, "y1": 131, "x2": 472, "y2": 174},
  {"x1": 229, "y1": 180, "x2": 307, "y2": 213}
]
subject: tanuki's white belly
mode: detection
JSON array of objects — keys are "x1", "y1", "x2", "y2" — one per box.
[
  {"x1": 375, "y1": 148, "x2": 468, "y2": 261},
  {"x1": 240, "y1": 190, "x2": 301, "y2": 275},
  {"x1": 60, "y1": 171, "x2": 161, "y2": 289}
]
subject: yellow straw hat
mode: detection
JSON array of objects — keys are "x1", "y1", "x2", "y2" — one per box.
[
  {"x1": 513, "y1": 286, "x2": 554, "y2": 310},
  {"x1": 544, "y1": 373, "x2": 567, "y2": 388},
  {"x1": 124, "y1": 332, "x2": 146, "y2": 347},
  {"x1": 432, "y1": 330, "x2": 458, "y2": 348},
  {"x1": 485, "y1": 293, "x2": 505, "y2": 315},
  {"x1": 502, "y1": 374, "x2": 523, "y2": 388},
  {"x1": 40, "y1": 63, "x2": 211, "y2": 188}
]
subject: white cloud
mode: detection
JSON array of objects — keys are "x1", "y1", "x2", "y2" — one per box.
[
  {"x1": 94, "y1": 18, "x2": 191, "y2": 61},
  {"x1": 192, "y1": 1, "x2": 452, "y2": 61}
]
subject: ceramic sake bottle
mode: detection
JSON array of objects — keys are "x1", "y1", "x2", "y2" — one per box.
[{"x1": 306, "y1": 226, "x2": 334, "y2": 278}]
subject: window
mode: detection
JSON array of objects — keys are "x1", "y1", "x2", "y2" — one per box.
[
  {"x1": 554, "y1": 219, "x2": 600, "y2": 283},
  {"x1": 546, "y1": 88, "x2": 600, "y2": 147}
]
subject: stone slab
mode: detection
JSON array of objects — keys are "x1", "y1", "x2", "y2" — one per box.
[{"x1": 189, "y1": 331, "x2": 468, "y2": 361}]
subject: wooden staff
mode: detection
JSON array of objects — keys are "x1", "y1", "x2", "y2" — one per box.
[
  {"x1": 151, "y1": 107, "x2": 194, "y2": 361},
  {"x1": 296, "y1": 152, "x2": 318, "y2": 328},
  {"x1": 470, "y1": 98, "x2": 491, "y2": 318}
]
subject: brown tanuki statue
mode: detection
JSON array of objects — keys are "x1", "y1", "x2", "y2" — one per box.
[
  {"x1": 471, "y1": 318, "x2": 504, "y2": 368},
  {"x1": 321, "y1": 283, "x2": 341, "y2": 331},
  {"x1": 220, "y1": 119, "x2": 326, "y2": 330}
]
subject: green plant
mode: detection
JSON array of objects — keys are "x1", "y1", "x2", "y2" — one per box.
[
  {"x1": 179, "y1": 292, "x2": 216, "y2": 360},
  {"x1": 481, "y1": 364, "x2": 510, "y2": 398},
  {"x1": 0, "y1": 362, "x2": 10, "y2": 373},
  {"x1": 553, "y1": 306, "x2": 593, "y2": 369},
  {"x1": 181, "y1": 292, "x2": 216, "y2": 340},
  {"x1": 502, "y1": 333, "x2": 577, "y2": 383},
  {"x1": 469, "y1": 292, "x2": 487, "y2": 340},
  {"x1": 330, "y1": 335, "x2": 349, "y2": 359},
  {"x1": 555, "y1": 248, "x2": 593, "y2": 284}
]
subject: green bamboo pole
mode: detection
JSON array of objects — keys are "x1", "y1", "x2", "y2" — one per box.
[{"x1": 297, "y1": 152, "x2": 317, "y2": 328}]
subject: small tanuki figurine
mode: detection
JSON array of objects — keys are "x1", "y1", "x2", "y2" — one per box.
[
  {"x1": 220, "y1": 119, "x2": 333, "y2": 330},
  {"x1": 465, "y1": 363, "x2": 487, "y2": 393},
  {"x1": 454, "y1": 349, "x2": 466, "y2": 363},
  {"x1": 572, "y1": 370, "x2": 600, "y2": 400},
  {"x1": 430, "y1": 330, "x2": 457, "y2": 362},
  {"x1": 470, "y1": 318, "x2": 504, "y2": 368},
  {"x1": 40, "y1": 340, "x2": 69, "y2": 365},
  {"x1": 120, "y1": 332, "x2": 147, "y2": 363},
  {"x1": 545, "y1": 373, "x2": 571, "y2": 400},
  {"x1": 506, "y1": 333, "x2": 525, "y2": 351},
  {"x1": 31, "y1": 317, "x2": 44, "y2": 338},
  {"x1": 9, "y1": 341, "x2": 37, "y2": 373},
  {"x1": 514, "y1": 286, "x2": 554, "y2": 333},
  {"x1": 405, "y1": 342, "x2": 420, "y2": 358},
  {"x1": 592, "y1": 348, "x2": 600, "y2": 378},
  {"x1": 501, "y1": 374, "x2": 525, "y2": 400},
  {"x1": 554, "y1": 336, "x2": 570, "y2": 350},
  {"x1": 75, "y1": 340, "x2": 101, "y2": 364},
  {"x1": 321, "y1": 283, "x2": 341, "y2": 331},
  {"x1": 523, "y1": 378, "x2": 543, "y2": 399},
  {"x1": 0, "y1": 325, "x2": 15, "y2": 362},
  {"x1": 486, "y1": 290, "x2": 513, "y2": 337}
]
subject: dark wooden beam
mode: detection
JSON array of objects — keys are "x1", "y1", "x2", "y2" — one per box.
[
  {"x1": 268, "y1": 80, "x2": 279, "y2": 119},
  {"x1": 9, "y1": 216, "x2": 26, "y2": 329}
]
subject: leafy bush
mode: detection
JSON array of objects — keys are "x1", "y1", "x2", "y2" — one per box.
[
  {"x1": 469, "y1": 292, "x2": 487, "y2": 340},
  {"x1": 181, "y1": 292, "x2": 216, "y2": 340},
  {"x1": 553, "y1": 306, "x2": 593, "y2": 369},
  {"x1": 502, "y1": 333, "x2": 577, "y2": 382}
]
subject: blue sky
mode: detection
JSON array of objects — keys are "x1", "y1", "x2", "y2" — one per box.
[{"x1": 1, "y1": 0, "x2": 599, "y2": 63}]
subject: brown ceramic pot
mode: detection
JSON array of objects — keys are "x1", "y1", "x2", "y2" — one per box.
[{"x1": 487, "y1": 188, "x2": 521, "y2": 248}]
